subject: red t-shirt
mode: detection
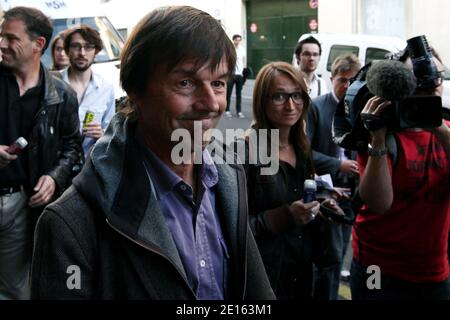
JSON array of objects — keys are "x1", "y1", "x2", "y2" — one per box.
[{"x1": 353, "y1": 122, "x2": 450, "y2": 283}]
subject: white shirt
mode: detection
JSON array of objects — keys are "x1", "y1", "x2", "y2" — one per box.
[
  {"x1": 61, "y1": 68, "x2": 115, "y2": 156},
  {"x1": 308, "y1": 73, "x2": 329, "y2": 99},
  {"x1": 234, "y1": 45, "x2": 245, "y2": 76},
  {"x1": 331, "y1": 89, "x2": 347, "y2": 161}
]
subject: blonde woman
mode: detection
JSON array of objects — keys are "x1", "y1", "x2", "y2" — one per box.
[{"x1": 50, "y1": 33, "x2": 69, "y2": 71}]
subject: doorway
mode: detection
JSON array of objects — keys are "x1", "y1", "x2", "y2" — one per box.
[{"x1": 246, "y1": 0, "x2": 318, "y2": 77}]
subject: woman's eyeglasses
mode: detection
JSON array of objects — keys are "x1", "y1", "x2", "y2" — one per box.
[{"x1": 270, "y1": 92, "x2": 304, "y2": 105}]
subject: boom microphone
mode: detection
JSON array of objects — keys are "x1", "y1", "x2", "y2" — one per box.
[{"x1": 366, "y1": 60, "x2": 417, "y2": 101}]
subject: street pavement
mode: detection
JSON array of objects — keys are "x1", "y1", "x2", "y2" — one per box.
[{"x1": 217, "y1": 79, "x2": 254, "y2": 133}]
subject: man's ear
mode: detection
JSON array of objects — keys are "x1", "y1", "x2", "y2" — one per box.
[{"x1": 33, "y1": 36, "x2": 46, "y2": 54}]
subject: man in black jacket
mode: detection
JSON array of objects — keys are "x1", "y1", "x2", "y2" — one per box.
[
  {"x1": 306, "y1": 54, "x2": 361, "y2": 299},
  {"x1": 0, "y1": 6, "x2": 81, "y2": 299},
  {"x1": 31, "y1": 6, "x2": 274, "y2": 300}
]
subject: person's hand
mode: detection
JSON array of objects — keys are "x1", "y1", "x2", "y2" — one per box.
[
  {"x1": 361, "y1": 96, "x2": 391, "y2": 142},
  {"x1": 319, "y1": 198, "x2": 345, "y2": 223},
  {"x1": 29, "y1": 175, "x2": 56, "y2": 208},
  {"x1": 288, "y1": 199, "x2": 320, "y2": 225},
  {"x1": 0, "y1": 145, "x2": 18, "y2": 169},
  {"x1": 83, "y1": 123, "x2": 103, "y2": 139},
  {"x1": 330, "y1": 187, "x2": 352, "y2": 200},
  {"x1": 340, "y1": 159, "x2": 359, "y2": 176},
  {"x1": 321, "y1": 198, "x2": 344, "y2": 214}
]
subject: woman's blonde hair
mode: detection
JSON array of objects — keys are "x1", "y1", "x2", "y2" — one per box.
[{"x1": 50, "y1": 32, "x2": 66, "y2": 70}]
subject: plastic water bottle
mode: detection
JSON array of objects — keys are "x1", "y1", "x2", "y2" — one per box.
[{"x1": 7, "y1": 137, "x2": 28, "y2": 155}]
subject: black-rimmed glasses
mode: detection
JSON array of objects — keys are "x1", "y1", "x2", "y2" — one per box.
[
  {"x1": 271, "y1": 92, "x2": 304, "y2": 105},
  {"x1": 69, "y1": 43, "x2": 96, "y2": 52}
]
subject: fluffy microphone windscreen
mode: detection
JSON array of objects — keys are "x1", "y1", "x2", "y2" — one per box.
[{"x1": 366, "y1": 60, "x2": 417, "y2": 101}]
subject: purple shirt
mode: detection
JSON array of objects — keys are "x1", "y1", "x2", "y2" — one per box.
[{"x1": 142, "y1": 146, "x2": 229, "y2": 300}]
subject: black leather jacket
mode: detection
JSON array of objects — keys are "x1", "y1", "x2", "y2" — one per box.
[{"x1": 28, "y1": 65, "x2": 81, "y2": 194}]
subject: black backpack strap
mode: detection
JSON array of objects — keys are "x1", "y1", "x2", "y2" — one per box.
[
  {"x1": 317, "y1": 77, "x2": 321, "y2": 96},
  {"x1": 386, "y1": 132, "x2": 399, "y2": 168}
]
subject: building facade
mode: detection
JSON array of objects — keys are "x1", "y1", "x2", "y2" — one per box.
[
  {"x1": 101, "y1": 0, "x2": 319, "y2": 77},
  {"x1": 319, "y1": 0, "x2": 450, "y2": 64}
]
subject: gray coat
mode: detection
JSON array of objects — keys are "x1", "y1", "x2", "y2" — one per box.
[{"x1": 31, "y1": 114, "x2": 275, "y2": 300}]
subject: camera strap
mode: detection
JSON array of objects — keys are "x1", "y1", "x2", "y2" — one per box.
[{"x1": 385, "y1": 133, "x2": 398, "y2": 167}]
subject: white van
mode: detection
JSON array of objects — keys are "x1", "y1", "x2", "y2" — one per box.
[
  {"x1": 293, "y1": 33, "x2": 450, "y2": 110},
  {"x1": 292, "y1": 33, "x2": 406, "y2": 89},
  {"x1": 0, "y1": 0, "x2": 125, "y2": 99}
]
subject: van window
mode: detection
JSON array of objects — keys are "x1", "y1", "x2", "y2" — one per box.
[
  {"x1": 327, "y1": 45, "x2": 359, "y2": 71},
  {"x1": 41, "y1": 16, "x2": 124, "y2": 68},
  {"x1": 365, "y1": 47, "x2": 391, "y2": 64}
]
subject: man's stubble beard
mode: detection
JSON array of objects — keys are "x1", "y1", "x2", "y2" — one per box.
[
  {"x1": 72, "y1": 60, "x2": 93, "y2": 72},
  {"x1": 0, "y1": 52, "x2": 20, "y2": 70},
  {"x1": 301, "y1": 64, "x2": 317, "y2": 74}
]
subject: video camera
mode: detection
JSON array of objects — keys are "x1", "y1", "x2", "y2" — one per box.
[{"x1": 333, "y1": 35, "x2": 446, "y2": 151}]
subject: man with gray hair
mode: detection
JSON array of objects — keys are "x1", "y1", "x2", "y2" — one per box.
[
  {"x1": 31, "y1": 6, "x2": 274, "y2": 300},
  {"x1": 306, "y1": 54, "x2": 361, "y2": 300}
]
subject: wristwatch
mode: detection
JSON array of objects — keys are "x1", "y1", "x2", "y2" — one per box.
[{"x1": 367, "y1": 144, "x2": 388, "y2": 157}]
